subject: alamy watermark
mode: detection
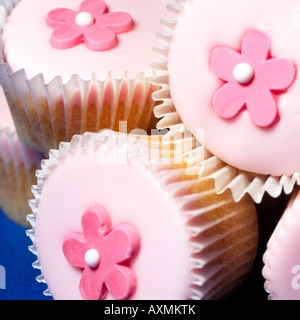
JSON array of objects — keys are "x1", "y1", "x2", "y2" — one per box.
[
  {"x1": 0, "y1": 265, "x2": 5, "y2": 290},
  {"x1": 94, "y1": 122, "x2": 205, "y2": 174},
  {"x1": 292, "y1": 265, "x2": 300, "y2": 290},
  {"x1": 292, "y1": 5, "x2": 300, "y2": 30}
]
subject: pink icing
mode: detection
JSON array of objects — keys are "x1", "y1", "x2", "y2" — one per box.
[
  {"x1": 167, "y1": 0, "x2": 300, "y2": 176},
  {"x1": 63, "y1": 205, "x2": 140, "y2": 300},
  {"x1": 263, "y1": 188, "x2": 300, "y2": 299},
  {"x1": 35, "y1": 144, "x2": 193, "y2": 300},
  {"x1": 2, "y1": 0, "x2": 170, "y2": 82},
  {"x1": 47, "y1": 0, "x2": 134, "y2": 51},
  {"x1": 210, "y1": 30, "x2": 296, "y2": 128}
]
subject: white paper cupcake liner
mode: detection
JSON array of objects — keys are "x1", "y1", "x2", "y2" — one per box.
[
  {"x1": 0, "y1": 0, "x2": 160, "y2": 155},
  {"x1": 0, "y1": 126, "x2": 43, "y2": 225},
  {"x1": 150, "y1": 0, "x2": 300, "y2": 204},
  {"x1": 26, "y1": 130, "x2": 258, "y2": 300}
]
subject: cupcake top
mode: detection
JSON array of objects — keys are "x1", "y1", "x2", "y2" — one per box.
[
  {"x1": 2, "y1": 0, "x2": 171, "y2": 83},
  {"x1": 164, "y1": 0, "x2": 300, "y2": 177},
  {"x1": 27, "y1": 131, "x2": 258, "y2": 300}
]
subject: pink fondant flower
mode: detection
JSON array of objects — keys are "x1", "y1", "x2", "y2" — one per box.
[
  {"x1": 62, "y1": 205, "x2": 140, "y2": 300},
  {"x1": 210, "y1": 30, "x2": 297, "y2": 127},
  {"x1": 47, "y1": 0, "x2": 134, "y2": 51}
]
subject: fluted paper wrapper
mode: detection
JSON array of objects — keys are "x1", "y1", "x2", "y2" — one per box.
[
  {"x1": 0, "y1": 0, "x2": 160, "y2": 155},
  {"x1": 27, "y1": 130, "x2": 258, "y2": 300},
  {"x1": 0, "y1": 127, "x2": 43, "y2": 226},
  {"x1": 150, "y1": 0, "x2": 300, "y2": 204}
]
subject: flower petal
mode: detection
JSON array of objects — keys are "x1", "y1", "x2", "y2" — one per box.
[
  {"x1": 210, "y1": 46, "x2": 241, "y2": 82},
  {"x1": 62, "y1": 233, "x2": 86, "y2": 268},
  {"x1": 79, "y1": 0, "x2": 107, "y2": 15},
  {"x1": 47, "y1": 8, "x2": 76, "y2": 28},
  {"x1": 84, "y1": 25, "x2": 117, "y2": 51},
  {"x1": 80, "y1": 268, "x2": 107, "y2": 300},
  {"x1": 105, "y1": 265, "x2": 137, "y2": 300},
  {"x1": 103, "y1": 224, "x2": 140, "y2": 264},
  {"x1": 261, "y1": 58, "x2": 297, "y2": 91},
  {"x1": 101, "y1": 12, "x2": 134, "y2": 34},
  {"x1": 82, "y1": 206, "x2": 112, "y2": 240},
  {"x1": 213, "y1": 83, "x2": 246, "y2": 119},
  {"x1": 246, "y1": 90, "x2": 278, "y2": 127},
  {"x1": 50, "y1": 26, "x2": 83, "y2": 49},
  {"x1": 241, "y1": 30, "x2": 270, "y2": 64}
]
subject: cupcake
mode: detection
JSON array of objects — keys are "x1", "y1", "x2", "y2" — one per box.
[
  {"x1": 0, "y1": 0, "x2": 173, "y2": 155},
  {"x1": 0, "y1": 86, "x2": 43, "y2": 226},
  {"x1": 262, "y1": 187, "x2": 300, "y2": 300},
  {"x1": 152, "y1": 0, "x2": 300, "y2": 203},
  {"x1": 26, "y1": 130, "x2": 258, "y2": 300}
]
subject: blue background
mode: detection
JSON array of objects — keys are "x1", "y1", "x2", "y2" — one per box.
[{"x1": 0, "y1": 209, "x2": 52, "y2": 300}]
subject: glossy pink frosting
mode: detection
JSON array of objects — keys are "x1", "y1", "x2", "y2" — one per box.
[
  {"x1": 35, "y1": 144, "x2": 193, "y2": 300},
  {"x1": 46, "y1": 0, "x2": 134, "y2": 51},
  {"x1": 2, "y1": 0, "x2": 170, "y2": 83},
  {"x1": 168, "y1": 0, "x2": 300, "y2": 176}
]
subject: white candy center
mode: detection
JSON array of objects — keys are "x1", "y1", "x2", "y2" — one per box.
[
  {"x1": 75, "y1": 12, "x2": 95, "y2": 27},
  {"x1": 85, "y1": 249, "x2": 100, "y2": 268},
  {"x1": 233, "y1": 63, "x2": 254, "y2": 84}
]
